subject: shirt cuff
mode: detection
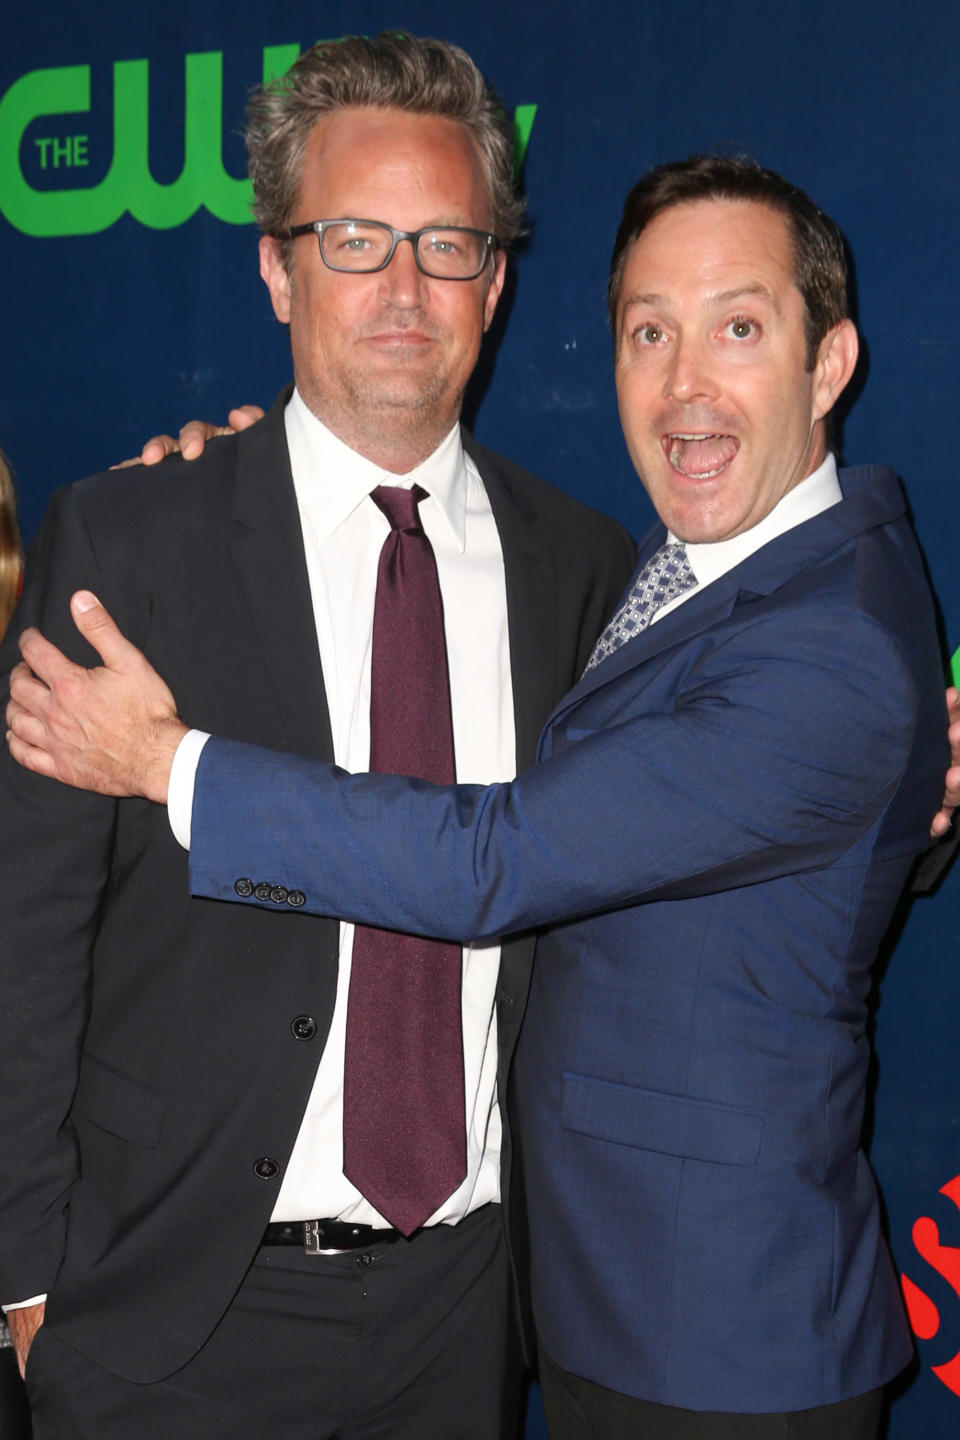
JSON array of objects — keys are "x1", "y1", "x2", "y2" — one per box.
[
  {"x1": 3, "y1": 1295, "x2": 46, "y2": 1312},
  {"x1": 168, "y1": 729, "x2": 212, "y2": 850}
]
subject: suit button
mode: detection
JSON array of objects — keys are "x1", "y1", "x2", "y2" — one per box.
[
  {"x1": 235, "y1": 878, "x2": 253, "y2": 898},
  {"x1": 254, "y1": 882, "x2": 273, "y2": 901},
  {"x1": 253, "y1": 1157, "x2": 279, "y2": 1180},
  {"x1": 270, "y1": 886, "x2": 288, "y2": 905},
  {"x1": 287, "y1": 890, "x2": 306, "y2": 908},
  {"x1": 291, "y1": 1015, "x2": 317, "y2": 1041}
]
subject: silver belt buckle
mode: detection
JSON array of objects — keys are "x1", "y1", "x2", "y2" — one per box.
[{"x1": 303, "y1": 1220, "x2": 321, "y2": 1255}]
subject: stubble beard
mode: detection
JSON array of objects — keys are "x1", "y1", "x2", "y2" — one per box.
[{"x1": 300, "y1": 354, "x2": 464, "y2": 470}]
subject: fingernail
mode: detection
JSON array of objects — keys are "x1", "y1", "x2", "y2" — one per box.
[{"x1": 74, "y1": 591, "x2": 101, "y2": 612}]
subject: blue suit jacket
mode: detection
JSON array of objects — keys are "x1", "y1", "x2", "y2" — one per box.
[{"x1": 190, "y1": 465, "x2": 946, "y2": 1413}]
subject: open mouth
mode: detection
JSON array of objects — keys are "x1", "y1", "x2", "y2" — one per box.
[{"x1": 663, "y1": 432, "x2": 739, "y2": 480}]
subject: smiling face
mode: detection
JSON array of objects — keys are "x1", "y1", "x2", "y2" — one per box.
[
  {"x1": 614, "y1": 198, "x2": 858, "y2": 543},
  {"x1": 259, "y1": 106, "x2": 506, "y2": 472}
]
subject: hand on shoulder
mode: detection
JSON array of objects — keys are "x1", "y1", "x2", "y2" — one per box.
[{"x1": 112, "y1": 404, "x2": 265, "y2": 469}]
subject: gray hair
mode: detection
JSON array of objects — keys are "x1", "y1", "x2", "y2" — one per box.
[{"x1": 246, "y1": 33, "x2": 525, "y2": 267}]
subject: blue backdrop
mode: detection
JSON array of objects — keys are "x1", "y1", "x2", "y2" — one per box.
[{"x1": 2, "y1": 4, "x2": 958, "y2": 1434}]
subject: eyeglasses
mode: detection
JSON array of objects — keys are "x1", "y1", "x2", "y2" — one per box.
[{"x1": 280, "y1": 219, "x2": 500, "y2": 280}]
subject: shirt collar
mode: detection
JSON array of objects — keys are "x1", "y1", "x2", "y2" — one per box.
[
  {"x1": 284, "y1": 386, "x2": 469, "y2": 551},
  {"x1": 670, "y1": 453, "x2": 842, "y2": 589}
]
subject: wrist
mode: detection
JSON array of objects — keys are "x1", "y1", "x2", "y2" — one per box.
[{"x1": 144, "y1": 719, "x2": 189, "y2": 804}]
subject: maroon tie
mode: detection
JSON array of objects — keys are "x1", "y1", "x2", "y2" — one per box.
[{"x1": 342, "y1": 484, "x2": 466, "y2": 1235}]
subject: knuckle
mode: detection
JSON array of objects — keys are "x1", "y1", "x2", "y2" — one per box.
[{"x1": 59, "y1": 673, "x2": 83, "y2": 706}]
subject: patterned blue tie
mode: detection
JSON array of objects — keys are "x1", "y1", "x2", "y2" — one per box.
[{"x1": 585, "y1": 541, "x2": 696, "y2": 673}]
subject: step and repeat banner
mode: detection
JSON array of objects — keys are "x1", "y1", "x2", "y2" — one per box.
[{"x1": 2, "y1": 3, "x2": 958, "y2": 1434}]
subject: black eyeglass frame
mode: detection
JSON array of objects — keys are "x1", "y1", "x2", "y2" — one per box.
[{"x1": 279, "y1": 218, "x2": 501, "y2": 280}]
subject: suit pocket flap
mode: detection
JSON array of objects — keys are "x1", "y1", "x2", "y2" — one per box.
[
  {"x1": 72, "y1": 1052, "x2": 167, "y2": 1149},
  {"x1": 562, "y1": 1072, "x2": 763, "y2": 1166}
]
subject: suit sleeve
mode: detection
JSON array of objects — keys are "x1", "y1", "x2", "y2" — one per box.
[
  {"x1": 188, "y1": 601, "x2": 926, "y2": 943},
  {"x1": 0, "y1": 488, "x2": 121, "y2": 1303}
]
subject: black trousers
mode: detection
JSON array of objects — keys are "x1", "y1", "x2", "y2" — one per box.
[
  {"x1": 539, "y1": 1348, "x2": 884, "y2": 1440},
  {"x1": 25, "y1": 1205, "x2": 520, "y2": 1440}
]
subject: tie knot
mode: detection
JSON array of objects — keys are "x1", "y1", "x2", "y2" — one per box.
[{"x1": 371, "y1": 484, "x2": 428, "y2": 533}]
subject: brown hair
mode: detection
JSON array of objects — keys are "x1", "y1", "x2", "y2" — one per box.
[
  {"x1": 608, "y1": 154, "x2": 849, "y2": 369},
  {"x1": 0, "y1": 449, "x2": 24, "y2": 639},
  {"x1": 246, "y1": 33, "x2": 525, "y2": 268}
]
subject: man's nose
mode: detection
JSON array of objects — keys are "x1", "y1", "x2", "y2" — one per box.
[
  {"x1": 664, "y1": 334, "x2": 718, "y2": 402},
  {"x1": 378, "y1": 237, "x2": 426, "y2": 306}
]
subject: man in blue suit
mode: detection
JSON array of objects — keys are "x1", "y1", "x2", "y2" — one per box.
[{"x1": 8, "y1": 157, "x2": 949, "y2": 1438}]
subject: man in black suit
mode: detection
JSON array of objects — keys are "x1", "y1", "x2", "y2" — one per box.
[{"x1": 0, "y1": 32, "x2": 632, "y2": 1438}]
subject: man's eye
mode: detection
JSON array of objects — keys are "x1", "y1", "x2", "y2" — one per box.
[
  {"x1": 725, "y1": 317, "x2": 756, "y2": 339},
  {"x1": 425, "y1": 236, "x2": 460, "y2": 256},
  {"x1": 635, "y1": 324, "x2": 664, "y2": 345},
  {"x1": 341, "y1": 235, "x2": 374, "y2": 252}
]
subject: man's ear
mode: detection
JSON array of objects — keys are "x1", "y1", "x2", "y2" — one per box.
[
  {"x1": 259, "y1": 235, "x2": 292, "y2": 324},
  {"x1": 812, "y1": 318, "x2": 859, "y2": 423}
]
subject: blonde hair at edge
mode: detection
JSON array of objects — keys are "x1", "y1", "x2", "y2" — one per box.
[{"x1": 0, "y1": 450, "x2": 24, "y2": 640}]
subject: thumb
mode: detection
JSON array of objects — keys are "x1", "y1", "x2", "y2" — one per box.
[{"x1": 70, "y1": 591, "x2": 140, "y2": 671}]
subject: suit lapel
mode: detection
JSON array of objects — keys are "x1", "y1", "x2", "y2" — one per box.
[
  {"x1": 466, "y1": 437, "x2": 561, "y2": 772},
  {"x1": 553, "y1": 569, "x2": 743, "y2": 724},
  {"x1": 228, "y1": 393, "x2": 335, "y2": 762}
]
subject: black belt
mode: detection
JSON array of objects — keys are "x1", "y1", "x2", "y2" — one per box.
[{"x1": 262, "y1": 1218, "x2": 410, "y2": 1254}]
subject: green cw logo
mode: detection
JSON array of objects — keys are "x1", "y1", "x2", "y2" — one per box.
[{"x1": 0, "y1": 44, "x2": 537, "y2": 238}]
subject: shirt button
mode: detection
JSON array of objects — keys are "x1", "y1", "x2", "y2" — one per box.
[
  {"x1": 234, "y1": 878, "x2": 253, "y2": 898},
  {"x1": 290, "y1": 1015, "x2": 317, "y2": 1041},
  {"x1": 253, "y1": 1157, "x2": 279, "y2": 1180}
]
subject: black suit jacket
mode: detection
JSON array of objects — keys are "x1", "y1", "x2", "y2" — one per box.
[{"x1": 0, "y1": 392, "x2": 634, "y2": 1381}]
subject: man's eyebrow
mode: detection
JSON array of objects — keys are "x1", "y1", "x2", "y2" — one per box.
[
  {"x1": 620, "y1": 283, "x2": 781, "y2": 312},
  {"x1": 620, "y1": 291, "x2": 667, "y2": 311},
  {"x1": 708, "y1": 283, "x2": 781, "y2": 313}
]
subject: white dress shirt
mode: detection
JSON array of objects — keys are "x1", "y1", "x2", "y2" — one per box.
[{"x1": 170, "y1": 387, "x2": 515, "y2": 1229}]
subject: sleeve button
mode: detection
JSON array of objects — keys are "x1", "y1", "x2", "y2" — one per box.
[
  {"x1": 235, "y1": 878, "x2": 254, "y2": 897},
  {"x1": 287, "y1": 890, "x2": 306, "y2": 908},
  {"x1": 254, "y1": 882, "x2": 273, "y2": 901}
]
